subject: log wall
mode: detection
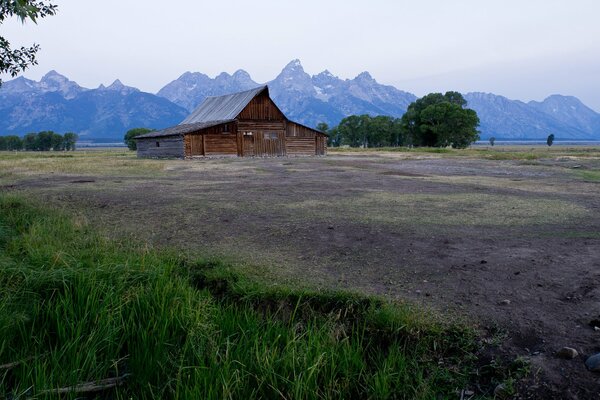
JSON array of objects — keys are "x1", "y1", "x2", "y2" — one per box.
[
  {"x1": 204, "y1": 134, "x2": 238, "y2": 156},
  {"x1": 285, "y1": 121, "x2": 327, "y2": 156},
  {"x1": 137, "y1": 136, "x2": 184, "y2": 158}
]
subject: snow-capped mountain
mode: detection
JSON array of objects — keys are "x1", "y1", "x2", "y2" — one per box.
[
  {"x1": 157, "y1": 59, "x2": 417, "y2": 128},
  {"x1": 1, "y1": 61, "x2": 599, "y2": 140},
  {"x1": 2, "y1": 70, "x2": 85, "y2": 99},
  {"x1": 0, "y1": 72, "x2": 187, "y2": 139},
  {"x1": 157, "y1": 69, "x2": 260, "y2": 112}
]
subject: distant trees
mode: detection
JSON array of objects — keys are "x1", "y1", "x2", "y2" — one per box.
[
  {"x1": 63, "y1": 132, "x2": 78, "y2": 151},
  {"x1": 325, "y1": 115, "x2": 404, "y2": 148},
  {"x1": 400, "y1": 92, "x2": 480, "y2": 148},
  {"x1": 547, "y1": 134, "x2": 555, "y2": 147},
  {"x1": 0, "y1": 131, "x2": 78, "y2": 151},
  {"x1": 323, "y1": 91, "x2": 479, "y2": 149},
  {"x1": 0, "y1": 135, "x2": 23, "y2": 150},
  {"x1": 489, "y1": 137, "x2": 496, "y2": 147},
  {"x1": 124, "y1": 128, "x2": 154, "y2": 150}
]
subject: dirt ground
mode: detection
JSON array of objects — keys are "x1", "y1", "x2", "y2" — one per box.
[{"x1": 4, "y1": 150, "x2": 600, "y2": 398}]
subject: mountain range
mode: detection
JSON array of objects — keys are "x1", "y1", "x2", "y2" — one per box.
[{"x1": 1, "y1": 60, "x2": 599, "y2": 141}]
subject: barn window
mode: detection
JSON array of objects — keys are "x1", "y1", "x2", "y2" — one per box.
[
  {"x1": 222, "y1": 124, "x2": 229, "y2": 132},
  {"x1": 156, "y1": 141, "x2": 160, "y2": 147},
  {"x1": 264, "y1": 132, "x2": 278, "y2": 140}
]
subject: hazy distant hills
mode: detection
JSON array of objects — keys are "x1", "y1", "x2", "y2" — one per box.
[
  {"x1": 1, "y1": 61, "x2": 599, "y2": 140},
  {"x1": 464, "y1": 93, "x2": 597, "y2": 140},
  {"x1": 0, "y1": 71, "x2": 188, "y2": 140}
]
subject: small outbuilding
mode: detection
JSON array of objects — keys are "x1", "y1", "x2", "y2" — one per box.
[{"x1": 135, "y1": 86, "x2": 327, "y2": 158}]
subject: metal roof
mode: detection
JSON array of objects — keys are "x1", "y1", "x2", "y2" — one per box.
[
  {"x1": 134, "y1": 120, "x2": 234, "y2": 139},
  {"x1": 180, "y1": 86, "x2": 268, "y2": 124}
]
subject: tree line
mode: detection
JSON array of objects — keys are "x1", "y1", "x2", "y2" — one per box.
[
  {"x1": 0, "y1": 131, "x2": 78, "y2": 151},
  {"x1": 319, "y1": 91, "x2": 480, "y2": 149}
]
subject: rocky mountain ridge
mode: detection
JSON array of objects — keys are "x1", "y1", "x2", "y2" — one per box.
[{"x1": 1, "y1": 61, "x2": 599, "y2": 140}]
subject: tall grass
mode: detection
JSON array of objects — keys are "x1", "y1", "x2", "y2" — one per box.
[{"x1": 0, "y1": 194, "x2": 483, "y2": 399}]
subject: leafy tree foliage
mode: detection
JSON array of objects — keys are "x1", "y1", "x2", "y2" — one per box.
[
  {"x1": 400, "y1": 92, "x2": 480, "y2": 148},
  {"x1": 1, "y1": 131, "x2": 77, "y2": 151},
  {"x1": 63, "y1": 132, "x2": 78, "y2": 151},
  {"x1": 316, "y1": 122, "x2": 329, "y2": 133},
  {"x1": 327, "y1": 115, "x2": 404, "y2": 148},
  {"x1": 23, "y1": 132, "x2": 37, "y2": 150},
  {"x1": 0, "y1": 135, "x2": 23, "y2": 150},
  {"x1": 124, "y1": 128, "x2": 154, "y2": 151},
  {"x1": 0, "y1": 1, "x2": 57, "y2": 87},
  {"x1": 546, "y1": 133, "x2": 554, "y2": 147}
]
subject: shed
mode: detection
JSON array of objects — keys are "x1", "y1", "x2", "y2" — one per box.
[{"x1": 135, "y1": 86, "x2": 327, "y2": 158}]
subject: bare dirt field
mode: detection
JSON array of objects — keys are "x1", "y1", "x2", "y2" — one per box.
[{"x1": 2, "y1": 148, "x2": 600, "y2": 398}]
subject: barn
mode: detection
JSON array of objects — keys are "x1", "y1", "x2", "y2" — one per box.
[{"x1": 135, "y1": 86, "x2": 327, "y2": 158}]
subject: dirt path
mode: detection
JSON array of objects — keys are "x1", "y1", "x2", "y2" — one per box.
[{"x1": 7, "y1": 152, "x2": 600, "y2": 398}]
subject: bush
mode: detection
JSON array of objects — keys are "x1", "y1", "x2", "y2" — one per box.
[{"x1": 124, "y1": 128, "x2": 154, "y2": 151}]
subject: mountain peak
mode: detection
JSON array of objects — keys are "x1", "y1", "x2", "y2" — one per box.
[
  {"x1": 41, "y1": 70, "x2": 70, "y2": 84},
  {"x1": 37, "y1": 70, "x2": 84, "y2": 99},
  {"x1": 233, "y1": 69, "x2": 250, "y2": 78},
  {"x1": 107, "y1": 79, "x2": 124, "y2": 89},
  {"x1": 283, "y1": 59, "x2": 304, "y2": 72},
  {"x1": 355, "y1": 71, "x2": 374, "y2": 82},
  {"x1": 100, "y1": 79, "x2": 138, "y2": 94},
  {"x1": 314, "y1": 69, "x2": 336, "y2": 79}
]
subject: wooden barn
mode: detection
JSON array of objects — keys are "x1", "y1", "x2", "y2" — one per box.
[{"x1": 135, "y1": 86, "x2": 327, "y2": 158}]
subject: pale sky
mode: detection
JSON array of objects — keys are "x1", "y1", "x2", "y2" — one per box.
[{"x1": 3, "y1": 0, "x2": 600, "y2": 110}]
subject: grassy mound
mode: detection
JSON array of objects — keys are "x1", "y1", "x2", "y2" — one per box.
[{"x1": 0, "y1": 194, "x2": 480, "y2": 399}]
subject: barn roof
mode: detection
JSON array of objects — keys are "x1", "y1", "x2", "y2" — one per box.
[
  {"x1": 134, "y1": 119, "x2": 234, "y2": 139},
  {"x1": 181, "y1": 85, "x2": 268, "y2": 124}
]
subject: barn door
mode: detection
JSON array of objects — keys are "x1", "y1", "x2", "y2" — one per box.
[
  {"x1": 243, "y1": 133, "x2": 254, "y2": 156},
  {"x1": 190, "y1": 134, "x2": 204, "y2": 156}
]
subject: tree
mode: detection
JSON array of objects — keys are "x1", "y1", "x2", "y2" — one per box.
[
  {"x1": 124, "y1": 128, "x2": 154, "y2": 150},
  {"x1": 1, "y1": 1, "x2": 57, "y2": 87},
  {"x1": 51, "y1": 132, "x2": 64, "y2": 150},
  {"x1": 5, "y1": 135, "x2": 22, "y2": 150},
  {"x1": 63, "y1": 132, "x2": 78, "y2": 151},
  {"x1": 36, "y1": 131, "x2": 54, "y2": 151},
  {"x1": 400, "y1": 92, "x2": 480, "y2": 148},
  {"x1": 489, "y1": 137, "x2": 495, "y2": 147},
  {"x1": 23, "y1": 132, "x2": 38, "y2": 150},
  {"x1": 316, "y1": 122, "x2": 329, "y2": 133},
  {"x1": 327, "y1": 115, "x2": 405, "y2": 148},
  {"x1": 547, "y1": 133, "x2": 555, "y2": 147}
]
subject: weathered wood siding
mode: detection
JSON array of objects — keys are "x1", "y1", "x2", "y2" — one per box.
[
  {"x1": 183, "y1": 122, "x2": 239, "y2": 157},
  {"x1": 316, "y1": 135, "x2": 327, "y2": 156},
  {"x1": 137, "y1": 136, "x2": 184, "y2": 158},
  {"x1": 237, "y1": 91, "x2": 286, "y2": 121},
  {"x1": 285, "y1": 121, "x2": 327, "y2": 156},
  {"x1": 238, "y1": 121, "x2": 286, "y2": 157},
  {"x1": 204, "y1": 134, "x2": 237, "y2": 156}
]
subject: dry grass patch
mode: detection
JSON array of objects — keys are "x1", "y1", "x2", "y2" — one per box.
[
  {"x1": 285, "y1": 192, "x2": 588, "y2": 227},
  {"x1": 0, "y1": 150, "x2": 167, "y2": 183}
]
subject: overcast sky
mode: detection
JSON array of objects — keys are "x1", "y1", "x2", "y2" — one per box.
[{"x1": 3, "y1": 0, "x2": 600, "y2": 110}]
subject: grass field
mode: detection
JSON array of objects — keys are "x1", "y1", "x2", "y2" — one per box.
[
  {"x1": 0, "y1": 193, "x2": 498, "y2": 399},
  {"x1": 1, "y1": 147, "x2": 599, "y2": 398}
]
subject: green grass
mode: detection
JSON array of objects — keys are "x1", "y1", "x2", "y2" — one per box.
[
  {"x1": 0, "y1": 194, "x2": 501, "y2": 399},
  {"x1": 575, "y1": 169, "x2": 600, "y2": 182}
]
